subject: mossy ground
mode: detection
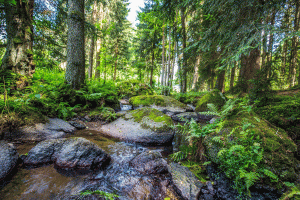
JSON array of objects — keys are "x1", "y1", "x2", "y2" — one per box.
[
  {"x1": 129, "y1": 95, "x2": 187, "y2": 109},
  {"x1": 204, "y1": 111, "x2": 299, "y2": 186},
  {"x1": 195, "y1": 89, "x2": 226, "y2": 112}
]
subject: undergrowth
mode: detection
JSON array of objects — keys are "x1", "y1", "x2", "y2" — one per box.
[{"x1": 79, "y1": 190, "x2": 119, "y2": 200}]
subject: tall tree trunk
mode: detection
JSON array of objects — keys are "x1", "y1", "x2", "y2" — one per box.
[
  {"x1": 238, "y1": 48, "x2": 261, "y2": 93},
  {"x1": 266, "y1": 9, "x2": 276, "y2": 79},
  {"x1": 292, "y1": 0, "x2": 300, "y2": 86},
  {"x1": 215, "y1": 70, "x2": 226, "y2": 93},
  {"x1": 191, "y1": 55, "x2": 200, "y2": 91},
  {"x1": 1, "y1": 0, "x2": 35, "y2": 78},
  {"x1": 180, "y1": 7, "x2": 187, "y2": 93},
  {"x1": 65, "y1": 0, "x2": 85, "y2": 89},
  {"x1": 230, "y1": 62, "x2": 236, "y2": 90},
  {"x1": 88, "y1": 1, "x2": 97, "y2": 80},
  {"x1": 95, "y1": 3, "x2": 104, "y2": 80},
  {"x1": 161, "y1": 23, "x2": 165, "y2": 87},
  {"x1": 113, "y1": 44, "x2": 118, "y2": 81},
  {"x1": 150, "y1": 50, "x2": 154, "y2": 87},
  {"x1": 95, "y1": 50, "x2": 101, "y2": 79}
]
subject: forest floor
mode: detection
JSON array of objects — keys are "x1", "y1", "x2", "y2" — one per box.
[{"x1": 275, "y1": 89, "x2": 300, "y2": 96}]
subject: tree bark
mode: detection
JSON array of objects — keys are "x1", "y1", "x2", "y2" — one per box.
[
  {"x1": 291, "y1": 0, "x2": 300, "y2": 86},
  {"x1": 65, "y1": 0, "x2": 85, "y2": 89},
  {"x1": 161, "y1": 23, "x2": 165, "y2": 87},
  {"x1": 180, "y1": 7, "x2": 187, "y2": 93},
  {"x1": 1, "y1": 0, "x2": 35, "y2": 77},
  {"x1": 113, "y1": 43, "x2": 118, "y2": 81},
  {"x1": 88, "y1": 1, "x2": 97, "y2": 80},
  {"x1": 230, "y1": 62, "x2": 236, "y2": 90},
  {"x1": 238, "y1": 48, "x2": 261, "y2": 92},
  {"x1": 191, "y1": 55, "x2": 200, "y2": 91},
  {"x1": 215, "y1": 69, "x2": 226, "y2": 93}
]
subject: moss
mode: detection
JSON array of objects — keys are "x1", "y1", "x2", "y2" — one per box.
[
  {"x1": 116, "y1": 80, "x2": 154, "y2": 98},
  {"x1": 204, "y1": 111, "x2": 299, "y2": 187},
  {"x1": 129, "y1": 95, "x2": 188, "y2": 109},
  {"x1": 124, "y1": 107, "x2": 173, "y2": 132},
  {"x1": 195, "y1": 89, "x2": 226, "y2": 112},
  {"x1": 13, "y1": 37, "x2": 23, "y2": 44},
  {"x1": 173, "y1": 91, "x2": 208, "y2": 106}
]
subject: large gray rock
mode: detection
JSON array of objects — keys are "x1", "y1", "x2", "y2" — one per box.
[
  {"x1": 7, "y1": 118, "x2": 76, "y2": 142},
  {"x1": 24, "y1": 137, "x2": 110, "y2": 170},
  {"x1": 0, "y1": 141, "x2": 19, "y2": 180},
  {"x1": 168, "y1": 162, "x2": 204, "y2": 200},
  {"x1": 100, "y1": 108, "x2": 174, "y2": 145},
  {"x1": 130, "y1": 151, "x2": 168, "y2": 174}
]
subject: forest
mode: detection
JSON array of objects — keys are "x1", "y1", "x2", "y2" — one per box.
[{"x1": 0, "y1": 0, "x2": 300, "y2": 199}]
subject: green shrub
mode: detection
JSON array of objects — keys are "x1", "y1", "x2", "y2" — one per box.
[{"x1": 173, "y1": 91, "x2": 207, "y2": 105}]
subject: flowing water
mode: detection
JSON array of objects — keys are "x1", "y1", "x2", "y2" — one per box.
[{"x1": 0, "y1": 128, "x2": 174, "y2": 200}]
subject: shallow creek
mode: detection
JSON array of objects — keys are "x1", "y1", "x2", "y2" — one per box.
[{"x1": 1, "y1": 128, "x2": 174, "y2": 200}]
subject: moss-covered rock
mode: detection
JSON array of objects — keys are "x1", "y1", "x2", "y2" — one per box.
[
  {"x1": 117, "y1": 80, "x2": 154, "y2": 98},
  {"x1": 195, "y1": 89, "x2": 226, "y2": 112},
  {"x1": 173, "y1": 91, "x2": 208, "y2": 106},
  {"x1": 100, "y1": 108, "x2": 174, "y2": 145},
  {"x1": 129, "y1": 95, "x2": 191, "y2": 115},
  {"x1": 204, "y1": 111, "x2": 300, "y2": 187}
]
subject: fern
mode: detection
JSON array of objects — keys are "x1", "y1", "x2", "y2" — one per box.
[
  {"x1": 263, "y1": 169, "x2": 278, "y2": 182},
  {"x1": 238, "y1": 169, "x2": 260, "y2": 195},
  {"x1": 212, "y1": 136, "x2": 223, "y2": 144},
  {"x1": 80, "y1": 190, "x2": 119, "y2": 200}
]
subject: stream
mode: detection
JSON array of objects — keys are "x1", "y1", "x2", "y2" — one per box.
[{"x1": 1, "y1": 127, "x2": 175, "y2": 200}]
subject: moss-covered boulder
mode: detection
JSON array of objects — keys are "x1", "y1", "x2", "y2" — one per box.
[
  {"x1": 129, "y1": 95, "x2": 191, "y2": 116},
  {"x1": 204, "y1": 112, "x2": 300, "y2": 187},
  {"x1": 79, "y1": 107, "x2": 116, "y2": 122},
  {"x1": 195, "y1": 89, "x2": 226, "y2": 112},
  {"x1": 100, "y1": 108, "x2": 174, "y2": 145},
  {"x1": 117, "y1": 80, "x2": 154, "y2": 98}
]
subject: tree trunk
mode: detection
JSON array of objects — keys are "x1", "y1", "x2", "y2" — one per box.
[
  {"x1": 65, "y1": 0, "x2": 85, "y2": 89},
  {"x1": 238, "y1": 48, "x2": 261, "y2": 93},
  {"x1": 161, "y1": 24, "x2": 165, "y2": 87},
  {"x1": 265, "y1": 10, "x2": 276, "y2": 79},
  {"x1": 230, "y1": 62, "x2": 236, "y2": 90},
  {"x1": 113, "y1": 44, "x2": 118, "y2": 81},
  {"x1": 292, "y1": 0, "x2": 300, "y2": 86},
  {"x1": 215, "y1": 70, "x2": 226, "y2": 93},
  {"x1": 191, "y1": 55, "x2": 200, "y2": 91},
  {"x1": 150, "y1": 50, "x2": 154, "y2": 87},
  {"x1": 88, "y1": 1, "x2": 97, "y2": 80},
  {"x1": 95, "y1": 50, "x2": 101, "y2": 79},
  {"x1": 1, "y1": 0, "x2": 35, "y2": 77},
  {"x1": 180, "y1": 7, "x2": 187, "y2": 93}
]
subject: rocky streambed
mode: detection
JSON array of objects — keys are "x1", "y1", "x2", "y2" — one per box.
[{"x1": 0, "y1": 96, "x2": 292, "y2": 200}]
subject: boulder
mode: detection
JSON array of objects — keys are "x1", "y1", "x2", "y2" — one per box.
[
  {"x1": 195, "y1": 89, "x2": 226, "y2": 112},
  {"x1": 7, "y1": 118, "x2": 76, "y2": 142},
  {"x1": 24, "y1": 137, "x2": 110, "y2": 170},
  {"x1": 167, "y1": 162, "x2": 204, "y2": 200},
  {"x1": 130, "y1": 151, "x2": 168, "y2": 174},
  {"x1": 0, "y1": 141, "x2": 19, "y2": 180},
  {"x1": 100, "y1": 108, "x2": 174, "y2": 145},
  {"x1": 68, "y1": 121, "x2": 86, "y2": 130},
  {"x1": 129, "y1": 95, "x2": 192, "y2": 116}
]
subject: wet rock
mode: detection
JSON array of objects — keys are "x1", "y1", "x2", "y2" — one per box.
[
  {"x1": 0, "y1": 141, "x2": 19, "y2": 180},
  {"x1": 167, "y1": 162, "x2": 204, "y2": 200},
  {"x1": 69, "y1": 121, "x2": 86, "y2": 130},
  {"x1": 100, "y1": 108, "x2": 174, "y2": 145},
  {"x1": 130, "y1": 151, "x2": 168, "y2": 174},
  {"x1": 6, "y1": 118, "x2": 76, "y2": 142},
  {"x1": 129, "y1": 95, "x2": 193, "y2": 116},
  {"x1": 24, "y1": 137, "x2": 110, "y2": 170},
  {"x1": 172, "y1": 112, "x2": 201, "y2": 122}
]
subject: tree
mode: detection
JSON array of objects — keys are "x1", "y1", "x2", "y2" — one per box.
[
  {"x1": 65, "y1": 0, "x2": 85, "y2": 89},
  {"x1": 1, "y1": 0, "x2": 35, "y2": 78}
]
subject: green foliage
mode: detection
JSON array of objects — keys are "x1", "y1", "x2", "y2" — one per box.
[
  {"x1": 199, "y1": 98, "x2": 237, "y2": 119},
  {"x1": 195, "y1": 89, "x2": 226, "y2": 112},
  {"x1": 116, "y1": 80, "x2": 154, "y2": 98},
  {"x1": 80, "y1": 190, "x2": 119, "y2": 200},
  {"x1": 254, "y1": 93, "x2": 300, "y2": 138},
  {"x1": 173, "y1": 91, "x2": 208, "y2": 105},
  {"x1": 280, "y1": 184, "x2": 300, "y2": 200},
  {"x1": 182, "y1": 160, "x2": 209, "y2": 183}
]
